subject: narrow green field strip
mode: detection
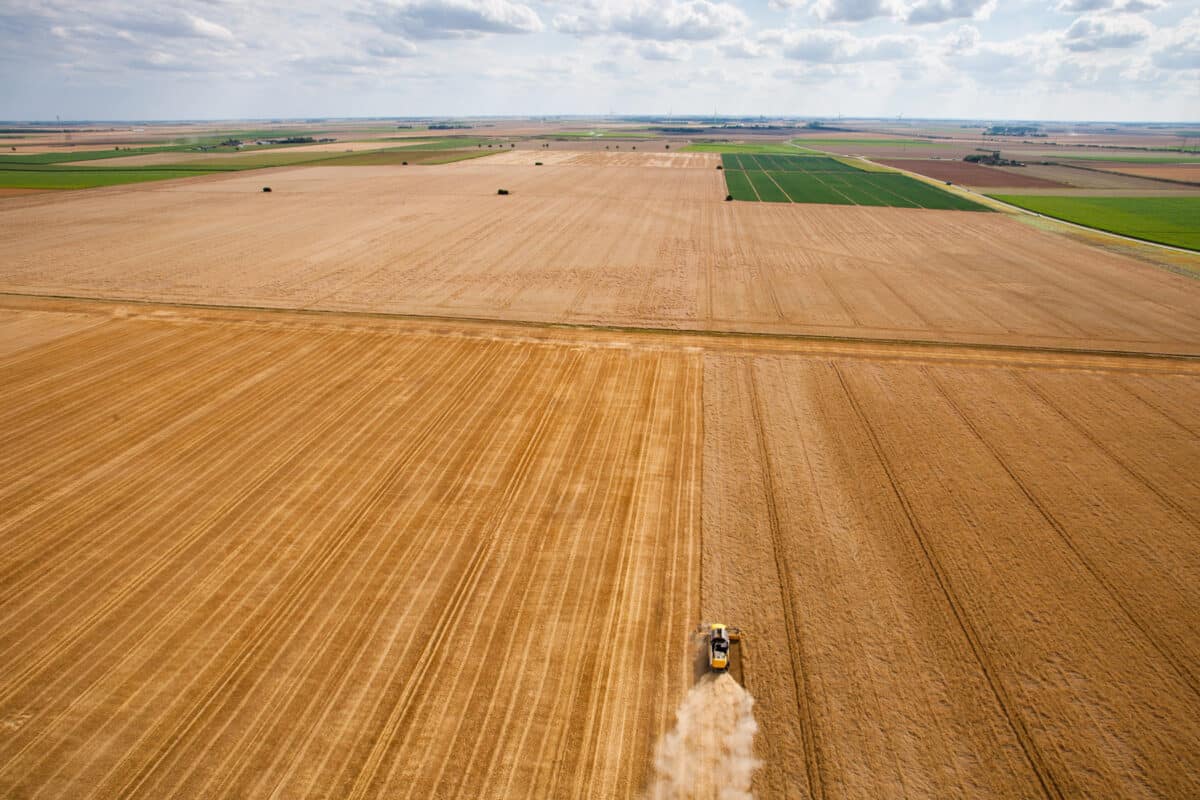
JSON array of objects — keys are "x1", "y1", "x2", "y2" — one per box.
[
  {"x1": 723, "y1": 169, "x2": 759, "y2": 201},
  {"x1": 0, "y1": 146, "x2": 195, "y2": 165},
  {"x1": 746, "y1": 170, "x2": 790, "y2": 202},
  {"x1": 0, "y1": 169, "x2": 218, "y2": 190},
  {"x1": 990, "y1": 195, "x2": 1200, "y2": 250}
]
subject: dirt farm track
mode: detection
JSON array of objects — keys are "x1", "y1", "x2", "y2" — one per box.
[{"x1": 1, "y1": 153, "x2": 1200, "y2": 799}]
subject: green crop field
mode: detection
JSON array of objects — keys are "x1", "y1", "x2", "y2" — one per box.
[
  {"x1": 722, "y1": 169, "x2": 756, "y2": 199},
  {"x1": 683, "y1": 142, "x2": 822, "y2": 154},
  {"x1": 0, "y1": 167, "x2": 218, "y2": 190},
  {"x1": 721, "y1": 153, "x2": 861, "y2": 172},
  {"x1": 0, "y1": 146, "x2": 196, "y2": 165},
  {"x1": 723, "y1": 153, "x2": 987, "y2": 210},
  {"x1": 990, "y1": 195, "x2": 1200, "y2": 250}
]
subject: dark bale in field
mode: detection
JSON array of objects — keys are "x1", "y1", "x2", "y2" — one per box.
[
  {"x1": 262, "y1": 186, "x2": 272, "y2": 192},
  {"x1": 497, "y1": 188, "x2": 510, "y2": 195}
]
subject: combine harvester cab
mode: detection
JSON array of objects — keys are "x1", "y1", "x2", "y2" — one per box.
[{"x1": 704, "y1": 623, "x2": 742, "y2": 672}]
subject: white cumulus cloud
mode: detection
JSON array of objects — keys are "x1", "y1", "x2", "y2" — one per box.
[
  {"x1": 780, "y1": 28, "x2": 919, "y2": 61},
  {"x1": 187, "y1": 15, "x2": 233, "y2": 42},
  {"x1": 553, "y1": 0, "x2": 748, "y2": 42},
  {"x1": 638, "y1": 40, "x2": 691, "y2": 60},
  {"x1": 905, "y1": 0, "x2": 995, "y2": 24},
  {"x1": 1063, "y1": 13, "x2": 1153, "y2": 51},
  {"x1": 357, "y1": 0, "x2": 543, "y2": 40},
  {"x1": 1151, "y1": 11, "x2": 1200, "y2": 68},
  {"x1": 810, "y1": 0, "x2": 897, "y2": 22}
]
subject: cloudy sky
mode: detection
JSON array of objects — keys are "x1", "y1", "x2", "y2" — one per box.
[{"x1": 1, "y1": 0, "x2": 1197, "y2": 121}]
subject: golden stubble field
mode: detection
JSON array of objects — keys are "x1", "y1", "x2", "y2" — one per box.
[
  {"x1": 1, "y1": 158, "x2": 1197, "y2": 354},
  {"x1": 2, "y1": 154, "x2": 1199, "y2": 799}
]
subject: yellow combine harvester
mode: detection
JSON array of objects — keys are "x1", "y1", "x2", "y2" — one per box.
[{"x1": 700, "y1": 623, "x2": 743, "y2": 671}]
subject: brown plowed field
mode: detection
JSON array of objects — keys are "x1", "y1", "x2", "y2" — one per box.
[
  {"x1": 876, "y1": 159, "x2": 1067, "y2": 188},
  {"x1": 2, "y1": 297, "x2": 1199, "y2": 798},
  {"x1": 1, "y1": 161, "x2": 1198, "y2": 353},
  {"x1": 1083, "y1": 162, "x2": 1200, "y2": 185},
  {"x1": 993, "y1": 163, "x2": 1200, "y2": 192}
]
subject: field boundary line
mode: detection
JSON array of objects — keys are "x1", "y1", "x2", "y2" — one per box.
[
  {"x1": 1015, "y1": 373, "x2": 1200, "y2": 530},
  {"x1": 760, "y1": 169, "x2": 794, "y2": 203},
  {"x1": 806, "y1": 172, "x2": 858, "y2": 205},
  {"x1": 924, "y1": 367, "x2": 1200, "y2": 698},
  {"x1": 747, "y1": 363, "x2": 823, "y2": 800},
  {"x1": 832, "y1": 364, "x2": 1063, "y2": 800},
  {"x1": 3, "y1": 292, "x2": 1199, "y2": 367},
  {"x1": 985, "y1": 194, "x2": 1200, "y2": 255}
]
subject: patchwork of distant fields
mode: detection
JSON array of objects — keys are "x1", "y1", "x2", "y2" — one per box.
[
  {"x1": 723, "y1": 154, "x2": 988, "y2": 210},
  {"x1": 992, "y1": 195, "x2": 1200, "y2": 250},
  {"x1": 682, "y1": 142, "x2": 821, "y2": 154},
  {"x1": 0, "y1": 140, "x2": 502, "y2": 189}
]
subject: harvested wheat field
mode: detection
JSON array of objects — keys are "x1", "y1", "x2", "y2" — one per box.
[
  {"x1": 1, "y1": 295, "x2": 1198, "y2": 799},
  {"x1": 3, "y1": 148, "x2": 1200, "y2": 800},
  {"x1": 704, "y1": 352, "x2": 1200, "y2": 798},
  {"x1": 0, "y1": 298, "x2": 701, "y2": 799},
  {"x1": 486, "y1": 150, "x2": 718, "y2": 168},
  {"x1": 1, "y1": 159, "x2": 1198, "y2": 353}
]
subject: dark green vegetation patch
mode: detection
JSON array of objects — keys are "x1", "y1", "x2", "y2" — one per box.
[
  {"x1": 991, "y1": 195, "x2": 1200, "y2": 250},
  {"x1": 723, "y1": 154, "x2": 987, "y2": 211},
  {"x1": 721, "y1": 153, "x2": 859, "y2": 172},
  {"x1": 0, "y1": 168, "x2": 218, "y2": 190}
]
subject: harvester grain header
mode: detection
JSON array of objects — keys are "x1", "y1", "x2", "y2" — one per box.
[{"x1": 698, "y1": 623, "x2": 743, "y2": 672}]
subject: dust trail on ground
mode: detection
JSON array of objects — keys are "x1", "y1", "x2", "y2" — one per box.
[{"x1": 648, "y1": 673, "x2": 760, "y2": 800}]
